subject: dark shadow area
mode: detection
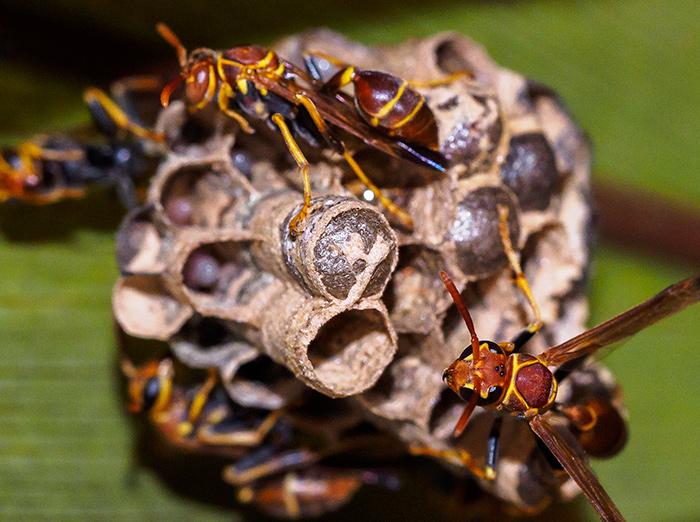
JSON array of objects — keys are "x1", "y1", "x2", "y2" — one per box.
[
  {"x1": 0, "y1": 0, "x2": 519, "y2": 82},
  {"x1": 0, "y1": 189, "x2": 125, "y2": 242}
]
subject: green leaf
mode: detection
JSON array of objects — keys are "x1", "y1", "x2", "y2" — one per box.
[{"x1": 1, "y1": 1, "x2": 699, "y2": 520}]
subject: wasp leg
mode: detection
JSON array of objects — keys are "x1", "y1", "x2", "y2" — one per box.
[
  {"x1": 239, "y1": 472, "x2": 305, "y2": 518},
  {"x1": 409, "y1": 445, "x2": 493, "y2": 480},
  {"x1": 485, "y1": 416, "x2": 503, "y2": 480},
  {"x1": 222, "y1": 446, "x2": 319, "y2": 487},
  {"x1": 83, "y1": 87, "x2": 164, "y2": 142},
  {"x1": 217, "y1": 84, "x2": 255, "y2": 134},
  {"x1": 16, "y1": 140, "x2": 84, "y2": 163},
  {"x1": 270, "y1": 113, "x2": 312, "y2": 236},
  {"x1": 293, "y1": 93, "x2": 414, "y2": 229},
  {"x1": 196, "y1": 409, "x2": 283, "y2": 447},
  {"x1": 113, "y1": 171, "x2": 138, "y2": 210},
  {"x1": 497, "y1": 204, "x2": 543, "y2": 352},
  {"x1": 13, "y1": 187, "x2": 87, "y2": 205},
  {"x1": 177, "y1": 368, "x2": 218, "y2": 436},
  {"x1": 408, "y1": 71, "x2": 472, "y2": 89},
  {"x1": 109, "y1": 75, "x2": 161, "y2": 108}
]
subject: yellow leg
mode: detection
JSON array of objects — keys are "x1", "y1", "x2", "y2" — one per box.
[
  {"x1": 196, "y1": 409, "x2": 283, "y2": 447},
  {"x1": 408, "y1": 71, "x2": 472, "y2": 89},
  {"x1": 497, "y1": 205, "x2": 542, "y2": 334},
  {"x1": 294, "y1": 92, "x2": 414, "y2": 230},
  {"x1": 217, "y1": 84, "x2": 255, "y2": 134},
  {"x1": 409, "y1": 445, "x2": 494, "y2": 480},
  {"x1": 177, "y1": 368, "x2": 217, "y2": 435},
  {"x1": 342, "y1": 151, "x2": 413, "y2": 229},
  {"x1": 17, "y1": 141, "x2": 84, "y2": 163},
  {"x1": 222, "y1": 448, "x2": 317, "y2": 486},
  {"x1": 83, "y1": 87, "x2": 165, "y2": 142},
  {"x1": 271, "y1": 113, "x2": 312, "y2": 236}
]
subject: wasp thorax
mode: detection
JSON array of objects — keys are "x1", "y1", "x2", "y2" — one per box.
[
  {"x1": 500, "y1": 354, "x2": 556, "y2": 414},
  {"x1": 222, "y1": 46, "x2": 279, "y2": 72}
]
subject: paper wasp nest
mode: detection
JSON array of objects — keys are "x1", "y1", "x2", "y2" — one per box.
[{"x1": 113, "y1": 29, "x2": 622, "y2": 516}]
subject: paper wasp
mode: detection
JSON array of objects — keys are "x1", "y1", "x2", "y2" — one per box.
[
  {"x1": 156, "y1": 23, "x2": 457, "y2": 234},
  {"x1": 120, "y1": 357, "x2": 285, "y2": 457},
  {"x1": 411, "y1": 206, "x2": 699, "y2": 521},
  {"x1": 121, "y1": 355, "x2": 401, "y2": 517},
  {"x1": 0, "y1": 77, "x2": 163, "y2": 207}
]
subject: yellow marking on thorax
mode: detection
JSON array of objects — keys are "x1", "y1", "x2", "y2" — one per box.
[
  {"x1": 500, "y1": 356, "x2": 534, "y2": 412},
  {"x1": 256, "y1": 50, "x2": 275, "y2": 69},
  {"x1": 340, "y1": 66, "x2": 356, "y2": 88},
  {"x1": 236, "y1": 79, "x2": 249, "y2": 95}
]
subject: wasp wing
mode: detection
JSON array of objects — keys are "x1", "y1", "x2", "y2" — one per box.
[
  {"x1": 256, "y1": 74, "x2": 448, "y2": 172},
  {"x1": 541, "y1": 276, "x2": 699, "y2": 367},
  {"x1": 529, "y1": 415, "x2": 624, "y2": 522}
]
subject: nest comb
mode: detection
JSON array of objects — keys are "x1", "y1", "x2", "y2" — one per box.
[{"x1": 113, "y1": 29, "x2": 624, "y2": 515}]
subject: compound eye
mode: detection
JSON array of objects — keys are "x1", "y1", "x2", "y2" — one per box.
[
  {"x1": 486, "y1": 341, "x2": 506, "y2": 356},
  {"x1": 458, "y1": 386, "x2": 475, "y2": 402},
  {"x1": 458, "y1": 345, "x2": 473, "y2": 360},
  {"x1": 141, "y1": 377, "x2": 161, "y2": 411},
  {"x1": 186, "y1": 64, "x2": 213, "y2": 105},
  {"x1": 478, "y1": 385, "x2": 503, "y2": 405}
]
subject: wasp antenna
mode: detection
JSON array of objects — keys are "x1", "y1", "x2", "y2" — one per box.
[
  {"x1": 452, "y1": 378, "x2": 480, "y2": 438},
  {"x1": 159, "y1": 75, "x2": 184, "y2": 107},
  {"x1": 120, "y1": 358, "x2": 137, "y2": 378},
  {"x1": 439, "y1": 271, "x2": 481, "y2": 359},
  {"x1": 156, "y1": 22, "x2": 187, "y2": 69}
]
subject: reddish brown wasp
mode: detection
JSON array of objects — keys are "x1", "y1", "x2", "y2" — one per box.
[
  {"x1": 156, "y1": 23, "x2": 460, "y2": 234},
  {"x1": 120, "y1": 357, "x2": 284, "y2": 457},
  {"x1": 122, "y1": 355, "x2": 401, "y2": 517},
  {"x1": 412, "y1": 206, "x2": 699, "y2": 521}
]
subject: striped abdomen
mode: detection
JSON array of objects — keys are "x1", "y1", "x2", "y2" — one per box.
[{"x1": 353, "y1": 70, "x2": 439, "y2": 151}]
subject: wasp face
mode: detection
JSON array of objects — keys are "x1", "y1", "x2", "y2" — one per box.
[
  {"x1": 126, "y1": 360, "x2": 173, "y2": 414},
  {"x1": 160, "y1": 48, "x2": 219, "y2": 109},
  {"x1": 443, "y1": 340, "x2": 509, "y2": 406},
  {"x1": 442, "y1": 358, "x2": 470, "y2": 394}
]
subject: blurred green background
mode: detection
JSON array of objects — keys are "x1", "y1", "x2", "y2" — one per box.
[{"x1": 0, "y1": 1, "x2": 699, "y2": 520}]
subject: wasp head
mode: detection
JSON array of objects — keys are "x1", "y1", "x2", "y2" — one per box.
[
  {"x1": 443, "y1": 340, "x2": 508, "y2": 405},
  {"x1": 157, "y1": 23, "x2": 219, "y2": 109},
  {"x1": 122, "y1": 358, "x2": 174, "y2": 415}
]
